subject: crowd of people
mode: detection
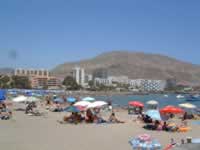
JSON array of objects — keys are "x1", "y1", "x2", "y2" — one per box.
[{"x1": 135, "y1": 112, "x2": 190, "y2": 132}]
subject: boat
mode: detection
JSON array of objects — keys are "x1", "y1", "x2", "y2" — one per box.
[
  {"x1": 186, "y1": 95, "x2": 200, "y2": 101},
  {"x1": 164, "y1": 95, "x2": 168, "y2": 97},
  {"x1": 176, "y1": 95, "x2": 185, "y2": 99}
]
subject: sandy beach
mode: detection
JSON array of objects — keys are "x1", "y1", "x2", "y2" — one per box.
[{"x1": 1, "y1": 104, "x2": 200, "y2": 150}]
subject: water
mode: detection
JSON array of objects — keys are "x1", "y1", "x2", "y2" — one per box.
[{"x1": 95, "y1": 94, "x2": 200, "y2": 108}]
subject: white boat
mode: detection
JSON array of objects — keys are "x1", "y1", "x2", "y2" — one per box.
[
  {"x1": 176, "y1": 95, "x2": 185, "y2": 99},
  {"x1": 164, "y1": 95, "x2": 168, "y2": 97}
]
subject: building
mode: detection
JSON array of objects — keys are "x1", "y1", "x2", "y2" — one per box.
[
  {"x1": 92, "y1": 68, "x2": 108, "y2": 79},
  {"x1": 14, "y1": 68, "x2": 49, "y2": 78},
  {"x1": 47, "y1": 77, "x2": 62, "y2": 89},
  {"x1": 108, "y1": 76, "x2": 129, "y2": 84},
  {"x1": 128, "y1": 79, "x2": 144, "y2": 88},
  {"x1": 141, "y1": 79, "x2": 166, "y2": 92},
  {"x1": 85, "y1": 74, "x2": 93, "y2": 83},
  {"x1": 72, "y1": 67, "x2": 85, "y2": 86},
  {"x1": 14, "y1": 68, "x2": 61, "y2": 89},
  {"x1": 165, "y1": 78, "x2": 177, "y2": 90},
  {"x1": 94, "y1": 78, "x2": 112, "y2": 86}
]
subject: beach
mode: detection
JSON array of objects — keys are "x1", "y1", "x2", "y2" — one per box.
[{"x1": 1, "y1": 106, "x2": 200, "y2": 150}]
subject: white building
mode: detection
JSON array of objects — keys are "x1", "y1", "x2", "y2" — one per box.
[
  {"x1": 128, "y1": 79, "x2": 144, "y2": 88},
  {"x1": 14, "y1": 68, "x2": 49, "y2": 77},
  {"x1": 108, "y1": 76, "x2": 129, "y2": 84},
  {"x1": 72, "y1": 67, "x2": 85, "y2": 86},
  {"x1": 141, "y1": 79, "x2": 166, "y2": 92},
  {"x1": 94, "y1": 78, "x2": 112, "y2": 86},
  {"x1": 85, "y1": 74, "x2": 93, "y2": 83}
]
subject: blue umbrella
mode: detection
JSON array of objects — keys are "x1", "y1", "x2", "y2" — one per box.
[
  {"x1": 63, "y1": 106, "x2": 80, "y2": 113},
  {"x1": 54, "y1": 98, "x2": 64, "y2": 103},
  {"x1": 146, "y1": 110, "x2": 162, "y2": 121},
  {"x1": 67, "y1": 97, "x2": 76, "y2": 103},
  {"x1": 0, "y1": 89, "x2": 6, "y2": 102},
  {"x1": 82, "y1": 97, "x2": 95, "y2": 102}
]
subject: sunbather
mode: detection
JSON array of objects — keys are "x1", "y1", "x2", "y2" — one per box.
[
  {"x1": 109, "y1": 112, "x2": 125, "y2": 123},
  {"x1": 85, "y1": 109, "x2": 94, "y2": 123}
]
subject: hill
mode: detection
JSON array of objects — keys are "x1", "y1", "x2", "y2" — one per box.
[
  {"x1": 51, "y1": 51, "x2": 200, "y2": 83},
  {"x1": 0, "y1": 68, "x2": 14, "y2": 75}
]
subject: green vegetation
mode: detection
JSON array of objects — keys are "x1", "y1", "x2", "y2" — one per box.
[
  {"x1": 62, "y1": 76, "x2": 81, "y2": 90},
  {"x1": 0, "y1": 75, "x2": 31, "y2": 89}
]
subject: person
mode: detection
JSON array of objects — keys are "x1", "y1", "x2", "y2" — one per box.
[
  {"x1": 25, "y1": 102, "x2": 34, "y2": 114},
  {"x1": 53, "y1": 101, "x2": 63, "y2": 112},
  {"x1": 108, "y1": 101, "x2": 113, "y2": 112},
  {"x1": 85, "y1": 109, "x2": 94, "y2": 123},
  {"x1": 138, "y1": 107, "x2": 143, "y2": 115},
  {"x1": 94, "y1": 112, "x2": 107, "y2": 124},
  {"x1": 182, "y1": 112, "x2": 188, "y2": 121},
  {"x1": 162, "y1": 121, "x2": 169, "y2": 131},
  {"x1": 109, "y1": 112, "x2": 125, "y2": 123},
  {"x1": 0, "y1": 103, "x2": 12, "y2": 120}
]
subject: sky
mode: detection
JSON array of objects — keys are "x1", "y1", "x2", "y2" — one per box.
[{"x1": 0, "y1": 0, "x2": 200, "y2": 69}]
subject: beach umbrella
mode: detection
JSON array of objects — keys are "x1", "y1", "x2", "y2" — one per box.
[
  {"x1": 0, "y1": 89, "x2": 6, "y2": 102},
  {"x1": 87, "y1": 101, "x2": 108, "y2": 109},
  {"x1": 129, "y1": 101, "x2": 144, "y2": 107},
  {"x1": 146, "y1": 110, "x2": 162, "y2": 121},
  {"x1": 146, "y1": 100, "x2": 158, "y2": 105},
  {"x1": 179, "y1": 103, "x2": 197, "y2": 109},
  {"x1": 67, "y1": 97, "x2": 76, "y2": 103},
  {"x1": 53, "y1": 98, "x2": 64, "y2": 103},
  {"x1": 160, "y1": 106, "x2": 184, "y2": 114},
  {"x1": 82, "y1": 97, "x2": 95, "y2": 102},
  {"x1": 74, "y1": 101, "x2": 91, "y2": 107},
  {"x1": 12, "y1": 95, "x2": 28, "y2": 102},
  {"x1": 63, "y1": 106, "x2": 80, "y2": 113},
  {"x1": 26, "y1": 96, "x2": 40, "y2": 102}
]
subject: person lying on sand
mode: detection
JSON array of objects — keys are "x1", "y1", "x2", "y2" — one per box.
[
  {"x1": 59, "y1": 112, "x2": 84, "y2": 124},
  {"x1": 108, "y1": 112, "x2": 125, "y2": 123}
]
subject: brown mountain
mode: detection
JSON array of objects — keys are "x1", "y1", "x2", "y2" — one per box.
[{"x1": 51, "y1": 51, "x2": 200, "y2": 83}]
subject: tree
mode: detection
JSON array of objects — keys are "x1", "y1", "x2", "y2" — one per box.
[
  {"x1": 62, "y1": 76, "x2": 81, "y2": 90},
  {"x1": 0, "y1": 75, "x2": 11, "y2": 89},
  {"x1": 11, "y1": 75, "x2": 31, "y2": 89}
]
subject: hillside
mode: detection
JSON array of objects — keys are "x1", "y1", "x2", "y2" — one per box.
[
  {"x1": 0, "y1": 68, "x2": 14, "y2": 75},
  {"x1": 51, "y1": 51, "x2": 200, "y2": 83}
]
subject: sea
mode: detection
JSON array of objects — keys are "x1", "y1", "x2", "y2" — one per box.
[{"x1": 95, "y1": 94, "x2": 200, "y2": 108}]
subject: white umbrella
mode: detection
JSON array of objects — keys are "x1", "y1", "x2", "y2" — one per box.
[
  {"x1": 26, "y1": 97, "x2": 40, "y2": 102},
  {"x1": 12, "y1": 95, "x2": 27, "y2": 102},
  {"x1": 179, "y1": 103, "x2": 197, "y2": 109},
  {"x1": 146, "y1": 100, "x2": 158, "y2": 105},
  {"x1": 82, "y1": 97, "x2": 95, "y2": 102},
  {"x1": 74, "y1": 101, "x2": 91, "y2": 107},
  {"x1": 87, "y1": 101, "x2": 108, "y2": 109}
]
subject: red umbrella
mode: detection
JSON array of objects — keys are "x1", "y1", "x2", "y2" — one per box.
[
  {"x1": 160, "y1": 106, "x2": 184, "y2": 114},
  {"x1": 129, "y1": 101, "x2": 144, "y2": 107}
]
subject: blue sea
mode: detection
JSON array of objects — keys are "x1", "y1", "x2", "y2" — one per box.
[{"x1": 95, "y1": 94, "x2": 200, "y2": 108}]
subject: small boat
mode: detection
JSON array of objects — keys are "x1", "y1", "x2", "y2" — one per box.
[
  {"x1": 176, "y1": 95, "x2": 185, "y2": 99},
  {"x1": 164, "y1": 95, "x2": 168, "y2": 97},
  {"x1": 186, "y1": 95, "x2": 200, "y2": 101}
]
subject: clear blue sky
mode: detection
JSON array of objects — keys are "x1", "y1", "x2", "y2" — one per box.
[{"x1": 0, "y1": 0, "x2": 200, "y2": 69}]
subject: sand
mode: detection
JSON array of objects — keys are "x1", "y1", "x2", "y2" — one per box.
[{"x1": 0, "y1": 105, "x2": 200, "y2": 150}]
